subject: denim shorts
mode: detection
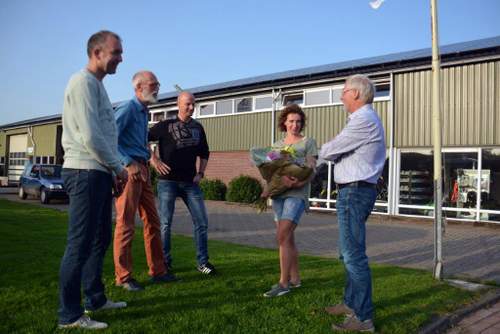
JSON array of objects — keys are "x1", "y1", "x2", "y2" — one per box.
[{"x1": 272, "y1": 197, "x2": 306, "y2": 225}]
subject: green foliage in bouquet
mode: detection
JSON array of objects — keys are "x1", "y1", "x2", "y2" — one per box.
[
  {"x1": 226, "y1": 175, "x2": 262, "y2": 204},
  {"x1": 199, "y1": 178, "x2": 227, "y2": 201}
]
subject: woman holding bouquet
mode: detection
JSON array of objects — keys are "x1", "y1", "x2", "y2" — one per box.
[{"x1": 263, "y1": 104, "x2": 317, "y2": 297}]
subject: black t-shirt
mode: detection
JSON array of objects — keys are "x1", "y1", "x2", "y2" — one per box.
[{"x1": 148, "y1": 117, "x2": 210, "y2": 182}]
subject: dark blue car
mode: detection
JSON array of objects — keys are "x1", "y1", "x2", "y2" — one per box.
[{"x1": 18, "y1": 164, "x2": 68, "y2": 204}]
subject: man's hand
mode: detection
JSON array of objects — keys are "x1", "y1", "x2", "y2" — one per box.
[
  {"x1": 150, "y1": 155, "x2": 171, "y2": 176},
  {"x1": 193, "y1": 172, "x2": 203, "y2": 184},
  {"x1": 117, "y1": 168, "x2": 128, "y2": 183},
  {"x1": 127, "y1": 161, "x2": 145, "y2": 182},
  {"x1": 113, "y1": 168, "x2": 129, "y2": 197}
]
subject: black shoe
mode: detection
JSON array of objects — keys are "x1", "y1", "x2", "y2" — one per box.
[
  {"x1": 150, "y1": 272, "x2": 179, "y2": 283},
  {"x1": 117, "y1": 278, "x2": 144, "y2": 292},
  {"x1": 197, "y1": 262, "x2": 216, "y2": 275}
]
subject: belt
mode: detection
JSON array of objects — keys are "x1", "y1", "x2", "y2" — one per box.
[
  {"x1": 337, "y1": 181, "x2": 377, "y2": 190},
  {"x1": 131, "y1": 157, "x2": 148, "y2": 165}
]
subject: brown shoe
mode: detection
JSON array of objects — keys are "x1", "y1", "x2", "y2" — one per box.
[
  {"x1": 332, "y1": 315, "x2": 374, "y2": 333},
  {"x1": 325, "y1": 303, "x2": 354, "y2": 316}
]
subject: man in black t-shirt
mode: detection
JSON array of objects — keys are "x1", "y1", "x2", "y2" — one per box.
[{"x1": 148, "y1": 91, "x2": 215, "y2": 275}]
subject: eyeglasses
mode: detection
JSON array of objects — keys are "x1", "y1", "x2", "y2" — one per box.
[{"x1": 144, "y1": 81, "x2": 160, "y2": 88}]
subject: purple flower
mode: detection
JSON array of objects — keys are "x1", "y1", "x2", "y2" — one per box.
[{"x1": 266, "y1": 151, "x2": 281, "y2": 161}]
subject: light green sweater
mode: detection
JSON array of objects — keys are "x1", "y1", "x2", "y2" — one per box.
[{"x1": 61, "y1": 69, "x2": 123, "y2": 174}]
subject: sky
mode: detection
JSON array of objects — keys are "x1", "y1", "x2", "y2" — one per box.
[{"x1": 1, "y1": 0, "x2": 499, "y2": 125}]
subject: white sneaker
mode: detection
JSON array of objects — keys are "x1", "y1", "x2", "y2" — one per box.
[
  {"x1": 85, "y1": 299, "x2": 127, "y2": 313},
  {"x1": 58, "y1": 315, "x2": 108, "y2": 330}
]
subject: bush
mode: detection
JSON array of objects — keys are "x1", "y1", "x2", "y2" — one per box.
[
  {"x1": 199, "y1": 179, "x2": 227, "y2": 201},
  {"x1": 150, "y1": 166, "x2": 159, "y2": 195},
  {"x1": 226, "y1": 175, "x2": 262, "y2": 204}
]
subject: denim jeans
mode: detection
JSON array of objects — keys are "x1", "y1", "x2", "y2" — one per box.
[
  {"x1": 157, "y1": 179, "x2": 209, "y2": 267},
  {"x1": 336, "y1": 185, "x2": 377, "y2": 321},
  {"x1": 58, "y1": 169, "x2": 112, "y2": 324}
]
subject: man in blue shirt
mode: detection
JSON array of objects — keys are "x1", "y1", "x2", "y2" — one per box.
[
  {"x1": 320, "y1": 74, "x2": 386, "y2": 333},
  {"x1": 113, "y1": 71, "x2": 176, "y2": 292}
]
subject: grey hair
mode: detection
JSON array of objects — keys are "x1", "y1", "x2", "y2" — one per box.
[
  {"x1": 132, "y1": 71, "x2": 149, "y2": 89},
  {"x1": 86, "y1": 30, "x2": 121, "y2": 57},
  {"x1": 345, "y1": 74, "x2": 375, "y2": 103}
]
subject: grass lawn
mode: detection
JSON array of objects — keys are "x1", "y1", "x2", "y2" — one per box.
[{"x1": 0, "y1": 199, "x2": 485, "y2": 333}]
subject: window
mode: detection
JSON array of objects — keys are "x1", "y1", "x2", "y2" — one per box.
[
  {"x1": 235, "y1": 97, "x2": 253, "y2": 113},
  {"x1": 216, "y1": 100, "x2": 233, "y2": 115},
  {"x1": 199, "y1": 103, "x2": 215, "y2": 116},
  {"x1": 398, "y1": 151, "x2": 433, "y2": 216},
  {"x1": 152, "y1": 112, "x2": 165, "y2": 122},
  {"x1": 375, "y1": 83, "x2": 390, "y2": 99},
  {"x1": 42, "y1": 156, "x2": 48, "y2": 164},
  {"x1": 479, "y1": 149, "x2": 500, "y2": 221},
  {"x1": 283, "y1": 93, "x2": 303, "y2": 106},
  {"x1": 332, "y1": 87, "x2": 343, "y2": 104},
  {"x1": 49, "y1": 156, "x2": 55, "y2": 164},
  {"x1": 255, "y1": 95, "x2": 272, "y2": 110},
  {"x1": 166, "y1": 109, "x2": 178, "y2": 120},
  {"x1": 35, "y1": 156, "x2": 41, "y2": 164},
  {"x1": 305, "y1": 89, "x2": 330, "y2": 106}
]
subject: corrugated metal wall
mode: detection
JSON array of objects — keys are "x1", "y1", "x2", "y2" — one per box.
[
  {"x1": 301, "y1": 101, "x2": 390, "y2": 147},
  {"x1": 199, "y1": 100, "x2": 390, "y2": 152},
  {"x1": 394, "y1": 60, "x2": 500, "y2": 147},
  {"x1": 0, "y1": 132, "x2": 6, "y2": 156},
  {"x1": 33, "y1": 124, "x2": 58, "y2": 156},
  {"x1": 198, "y1": 112, "x2": 272, "y2": 151}
]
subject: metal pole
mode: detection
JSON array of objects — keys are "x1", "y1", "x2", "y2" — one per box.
[
  {"x1": 431, "y1": 0, "x2": 443, "y2": 280},
  {"x1": 271, "y1": 89, "x2": 276, "y2": 145}
]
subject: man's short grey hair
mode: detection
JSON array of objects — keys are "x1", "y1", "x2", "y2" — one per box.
[
  {"x1": 87, "y1": 30, "x2": 121, "y2": 57},
  {"x1": 346, "y1": 74, "x2": 375, "y2": 104},
  {"x1": 132, "y1": 71, "x2": 148, "y2": 89}
]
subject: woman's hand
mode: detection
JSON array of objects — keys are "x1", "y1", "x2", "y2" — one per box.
[{"x1": 282, "y1": 175, "x2": 301, "y2": 188}]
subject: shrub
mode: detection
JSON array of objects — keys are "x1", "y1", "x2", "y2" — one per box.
[
  {"x1": 199, "y1": 178, "x2": 227, "y2": 201},
  {"x1": 150, "y1": 165, "x2": 159, "y2": 195},
  {"x1": 226, "y1": 175, "x2": 262, "y2": 204}
]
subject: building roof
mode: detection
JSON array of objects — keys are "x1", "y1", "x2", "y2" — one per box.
[
  {"x1": 156, "y1": 35, "x2": 500, "y2": 101},
  {"x1": 0, "y1": 114, "x2": 62, "y2": 130},
  {"x1": 2, "y1": 35, "x2": 499, "y2": 128}
]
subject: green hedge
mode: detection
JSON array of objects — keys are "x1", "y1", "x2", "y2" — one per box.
[
  {"x1": 150, "y1": 166, "x2": 159, "y2": 195},
  {"x1": 226, "y1": 175, "x2": 262, "y2": 204},
  {"x1": 199, "y1": 178, "x2": 227, "y2": 201}
]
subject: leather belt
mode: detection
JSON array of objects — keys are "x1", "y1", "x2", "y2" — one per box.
[
  {"x1": 337, "y1": 181, "x2": 377, "y2": 190},
  {"x1": 131, "y1": 157, "x2": 148, "y2": 165}
]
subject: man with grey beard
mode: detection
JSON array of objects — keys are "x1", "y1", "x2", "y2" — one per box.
[{"x1": 113, "y1": 71, "x2": 177, "y2": 292}]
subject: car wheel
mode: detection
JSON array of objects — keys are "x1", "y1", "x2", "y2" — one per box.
[
  {"x1": 19, "y1": 186, "x2": 27, "y2": 200},
  {"x1": 40, "y1": 188, "x2": 50, "y2": 204}
]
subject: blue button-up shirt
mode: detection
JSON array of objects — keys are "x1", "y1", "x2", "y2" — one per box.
[
  {"x1": 319, "y1": 104, "x2": 386, "y2": 184},
  {"x1": 114, "y1": 97, "x2": 151, "y2": 166}
]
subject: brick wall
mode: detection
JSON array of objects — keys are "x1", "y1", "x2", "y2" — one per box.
[{"x1": 204, "y1": 151, "x2": 263, "y2": 185}]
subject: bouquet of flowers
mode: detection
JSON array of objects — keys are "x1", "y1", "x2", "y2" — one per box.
[{"x1": 250, "y1": 145, "x2": 314, "y2": 212}]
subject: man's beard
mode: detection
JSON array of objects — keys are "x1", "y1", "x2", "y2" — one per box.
[{"x1": 143, "y1": 89, "x2": 158, "y2": 104}]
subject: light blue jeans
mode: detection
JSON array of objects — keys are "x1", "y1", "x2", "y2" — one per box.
[
  {"x1": 157, "y1": 180, "x2": 209, "y2": 267},
  {"x1": 336, "y1": 185, "x2": 377, "y2": 321},
  {"x1": 272, "y1": 197, "x2": 306, "y2": 224}
]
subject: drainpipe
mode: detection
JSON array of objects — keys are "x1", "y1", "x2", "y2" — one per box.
[
  {"x1": 271, "y1": 89, "x2": 282, "y2": 145},
  {"x1": 27, "y1": 126, "x2": 36, "y2": 162}
]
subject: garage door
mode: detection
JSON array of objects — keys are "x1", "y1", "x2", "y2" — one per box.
[{"x1": 8, "y1": 134, "x2": 28, "y2": 183}]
